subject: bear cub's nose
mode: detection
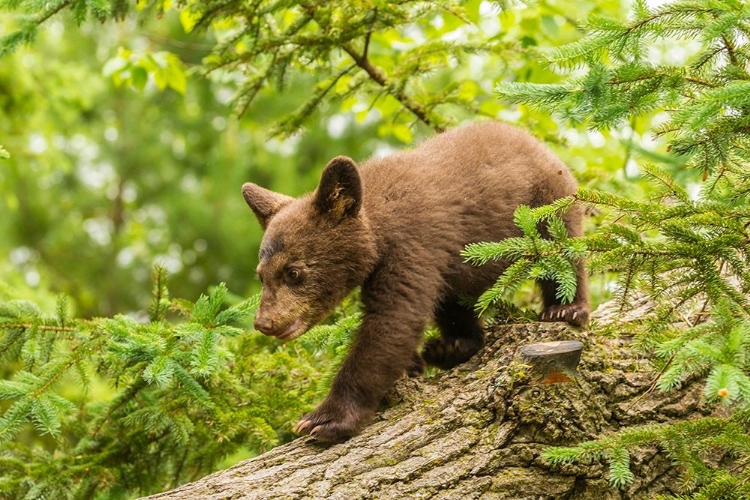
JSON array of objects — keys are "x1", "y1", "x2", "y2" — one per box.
[{"x1": 254, "y1": 316, "x2": 274, "y2": 335}]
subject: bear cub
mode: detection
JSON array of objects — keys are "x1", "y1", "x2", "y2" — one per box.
[{"x1": 242, "y1": 121, "x2": 589, "y2": 442}]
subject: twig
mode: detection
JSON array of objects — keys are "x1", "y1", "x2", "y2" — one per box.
[
  {"x1": 363, "y1": 8, "x2": 376, "y2": 61},
  {"x1": 620, "y1": 116, "x2": 637, "y2": 174},
  {"x1": 295, "y1": 2, "x2": 444, "y2": 132},
  {"x1": 342, "y1": 44, "x2": 444, "y2": 132},
  {"x1": 36, "y1": 0, "x2": 71, "y2": 25},
  {"x1": 2, "y1": 323, "x2": 77, "y2": 332},
  {"x1": 144, "y1": 33, "x2": 214, "y2": 51},
  {"x1": 722, "y1": 35, "x2": 740, "y2": 67},
  {"x1": 627, "y1": 352, "x2": 675, "y2": 411}
]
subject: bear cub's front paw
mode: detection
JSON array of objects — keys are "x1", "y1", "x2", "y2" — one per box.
[
  {"x1": 293, "y1": 399, "x2": 373, "y2": 442},
  {"x1": 540, "y1": 304, "x2": 589, "y2": 327}
]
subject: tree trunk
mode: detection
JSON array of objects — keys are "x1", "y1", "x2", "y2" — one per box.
[{"x1": 143, "y1": 297, "x2": 708, "y2": 500}]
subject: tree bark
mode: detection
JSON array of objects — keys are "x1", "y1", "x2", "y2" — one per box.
[{"x1": 144, "y1": 297, "x2": 708, "y2": 500}]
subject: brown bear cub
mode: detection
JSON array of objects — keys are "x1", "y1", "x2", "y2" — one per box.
[{"x1": 242, "y1": 121, "x2": 589, "y2": 442}]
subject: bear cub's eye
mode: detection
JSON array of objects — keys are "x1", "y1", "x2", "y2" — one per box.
[{"x1": 286, "y1": 267, "x2": 303, "y2": 284}]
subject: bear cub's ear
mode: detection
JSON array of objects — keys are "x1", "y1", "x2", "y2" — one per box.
[
  {"x1": 314, "y1": 156, "x2": 362, "y2": 221},
  {"x1": 242, "y1": 183, "x2": 293, "y2": 229}
]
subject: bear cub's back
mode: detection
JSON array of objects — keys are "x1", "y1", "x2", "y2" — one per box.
[{"x1": 359, "y1": 122, "x2": 577, "y2": 246}]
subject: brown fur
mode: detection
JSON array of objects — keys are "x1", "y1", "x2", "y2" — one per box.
[{"x1": 242, "y1": 121, "x2": 589, "y2": 441}]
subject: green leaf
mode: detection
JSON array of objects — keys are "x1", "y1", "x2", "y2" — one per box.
[
  {"x1": 190, "y1": 330, "x2": 218, "y2": 378},
  {"x1": 172, "y1": 364, "x2": 213, "y2": 408},
  {"x1": 55, "y1": 294, "x2": 68, "y2": 328},
  {"x1": 214, "y1": 293, "x2": 260, "y2": 326},
  {"x1": 513, "y1": 206, "x2": 540, "y2": 239},
  {"x1": 390, "y1": 124, "x2": 414, "y2": 144},
  {"x1": 607, "y1": 447, "x2": 634, "y2": 487},
  {"x1": 131, "y1": 66, "x2": 148, "y2": 91},
  {"x1": 153, "y1": 68, "x2": 167, "y2": 90},
  {"x1": 547, "y1": 216, "x2": 569, "y2": 241},
  {"x1": 180, "y1": 8, "x2": 201, "y2": 32},
  {"x1": 192, "y1": 284, "x2": 228, "y2": 326},
  {"x1": 475, "y1": 258, "x2": 532, "y2": 315},
  {"x1": 166, "y1": 58, "x2": 187, "y2": 95},
  {"x1": 102, "y1": 56, "x2": 129, "y2": 77}
]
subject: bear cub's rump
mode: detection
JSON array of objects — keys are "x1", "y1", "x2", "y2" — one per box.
[{"x1": 242, "y1": 121, "x2": 589, "y2": 441}]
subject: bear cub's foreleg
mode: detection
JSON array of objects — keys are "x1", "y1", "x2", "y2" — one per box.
[
  {"x1": 422, "y1": 299, "x2": 486, "y2": 370},
  {"x1": 294, "y1": 288, "x2": 429, "y2": 441}
]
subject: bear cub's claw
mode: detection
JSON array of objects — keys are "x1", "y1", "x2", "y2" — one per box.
[
  {"x1": 294, "y1": 399, "x2": 372, "y2": 442},
  {"x1": 540, "y1": 304, "x2": 589, "y2": 327},
  {"x1": 422, "y1": 337, "x2": 484, "y2": 370}
]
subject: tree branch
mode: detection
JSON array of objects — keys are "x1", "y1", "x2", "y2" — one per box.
[
  {"x1": 142, "y1": 298, "x2": 711, "y2": 500},
  {"x1": 342, "y1": 44, "x2": 445, "y2": 132}
]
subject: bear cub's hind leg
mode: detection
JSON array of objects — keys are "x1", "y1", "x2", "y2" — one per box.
[
  {"x1": 422, "y1": 299, "x2": 485, "y2": 370},
  {"x1": 539, "y1": 259, "x2": 590, "y2": 327},
  {"x1": 538, "y1": 205, "x2": 590, "y2": 327},
  {"x1": 406, "y1": 351, "x2": 426, "y2": 377}
]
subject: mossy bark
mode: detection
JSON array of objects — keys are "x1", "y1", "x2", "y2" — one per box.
[{"x1": 143, "y1": 299, "x2": 707, "y2": 500}]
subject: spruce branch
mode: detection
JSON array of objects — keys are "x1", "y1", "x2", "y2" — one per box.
[
  {"x1": 149, "y1": 265, "x2": 170, "y2": 323},
  {"x1": 1, "y1": 324, "x2": 77, "y2": 332},
  {"x1": 0, "y1": 274, "x2": 306, "y2": 496},
  {"x1": 493, "y1": 0, "x2": 750, "y2": 481}
]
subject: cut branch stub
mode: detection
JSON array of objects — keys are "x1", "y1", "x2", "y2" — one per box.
[{"x1": 519, "y1": 340, "x2": 583, "y2": 385}]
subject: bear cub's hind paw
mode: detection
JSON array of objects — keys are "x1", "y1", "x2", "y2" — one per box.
[
  {"x1": 540, "y1": 304, "x2": 589, "y2": 327},
  {"x1": 405, "y1": 352, "x2": 426, "y2": 378},
  {"x1": 422, "y1": 336, "x2": 485, "y2": 370}
]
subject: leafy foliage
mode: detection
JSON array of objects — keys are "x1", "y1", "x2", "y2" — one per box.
[
  {"x1": 2, "y1": 0, "x2": 748, "y2": 498},
  {"x1": 0, "y1": 0, "x2": 602, "y2": 141},
  {"x1": 488, "y1": 0, "x2": 750, "y2": 496},
  {"x1": 656, "y1": 302, "x2": 750, "y2": 406},
  {"x1": 0, "y1": 269, "x2": 353, "y2": 498},
  {"x1": 542, "y1": 411, "x2": 750, "y2": 495},
  {"x1": 463, "y1": 200, "x2": 585, "y2": 315},
  {"x1": 103, "y1": 47, "x2": 187, "y2": 94},
  {"x1": 497, "y1": 0, "x2": 750, "y2": 183}
]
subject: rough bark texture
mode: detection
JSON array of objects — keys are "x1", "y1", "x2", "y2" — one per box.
[{"x1": 144, "y1": 298, "x2": 707, "y2": 500}]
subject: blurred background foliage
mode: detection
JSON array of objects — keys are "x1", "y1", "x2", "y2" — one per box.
[
  {"x1": 0, "y1": 12, "x2": 379, "y2": 317},
  {"x1": 1, "y1": 0, "x2": 660, "y2": 319},
  {"x1": 1, "y1": 0, "x2": 740, "y2": 498}
]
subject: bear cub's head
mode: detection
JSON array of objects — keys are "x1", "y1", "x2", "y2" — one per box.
[{"x1": 242, "y1": 156, "x2": 377, "y2": 341}]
